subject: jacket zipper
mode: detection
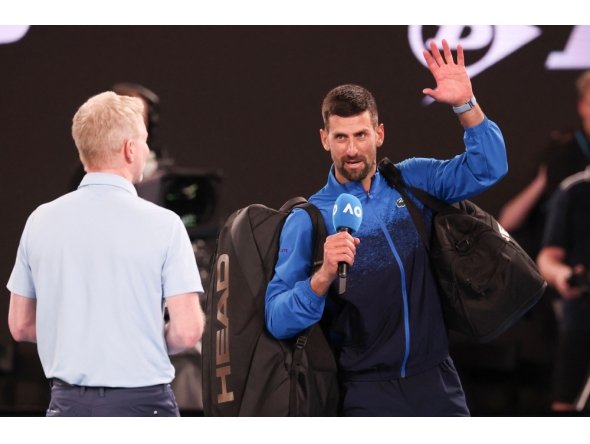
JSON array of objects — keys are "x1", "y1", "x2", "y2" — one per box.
[{"x1": 365, "y1": 194, "x2": 410, "y2": 377}]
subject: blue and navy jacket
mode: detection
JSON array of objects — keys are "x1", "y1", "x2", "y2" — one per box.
[{"x1": 265, "y1": 117, "x2": 507, "y2": 381}]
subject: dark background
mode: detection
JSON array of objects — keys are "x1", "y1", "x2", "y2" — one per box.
[{"x1": 0, "y1": 25, "x2": 588, "y2": 416}]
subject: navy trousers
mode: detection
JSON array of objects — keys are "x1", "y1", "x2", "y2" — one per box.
[
  {"x1": 46, "y1": 382, "x2": 180, "y2": 417},
  {"x1": 341, "y1": 356, "x2": 470, "y2": 416}
]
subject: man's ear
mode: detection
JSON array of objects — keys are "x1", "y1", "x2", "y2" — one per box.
[
  {"x1": 376, "y1": 123, "x2": 385, "y2": 148},
  {"x1": 123, "y1": 140, "x2": 135, "y2": 164},
  {"x1": 319, "y1": 128, "x2": 329, "y2": 151}
]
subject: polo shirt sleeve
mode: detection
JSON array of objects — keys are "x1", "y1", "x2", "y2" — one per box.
[
  {"x1": 161, "y1": 215, "x2": 204, "y2": 297},
  {"x1": 7, "y1": 213, "x2": 36, "y2": 299}
]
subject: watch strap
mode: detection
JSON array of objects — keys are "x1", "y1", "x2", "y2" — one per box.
[{"x1": 453, "y1": 95, "x2": 476, "y2": 114}]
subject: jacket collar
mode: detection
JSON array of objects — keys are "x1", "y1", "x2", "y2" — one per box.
[{"x1": 325, "y1": 164, "x2": 385, "y2": 198}]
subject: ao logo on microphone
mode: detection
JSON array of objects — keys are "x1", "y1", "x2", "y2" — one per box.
[
  {"x1": 333, "y1": 202, "x2": 362, "y2": 218},
  {"x1": 333, "y1": 193, "x2": 363, "y2": 234},
  {"x1": 409, "y1": 25, "x2": 590, "y2": 106}
]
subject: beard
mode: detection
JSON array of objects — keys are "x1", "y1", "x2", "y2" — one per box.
[{"x1": 335, "y1": 155, "x2": 375, "y2": 183}]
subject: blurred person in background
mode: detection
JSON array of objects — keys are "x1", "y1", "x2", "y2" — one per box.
[
  {"x1": 498, "y1": 70, "x2": 590, "y2": 260},
  {"x1": 497, "y1": 71, "x2": 590, "y2": 400},
  {"x1": 537, "y1": 164, "x2": 590, "y2": 412}
]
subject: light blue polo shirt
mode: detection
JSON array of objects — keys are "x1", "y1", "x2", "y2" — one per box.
[{"x1": 7, "y1": 173, "x2": 203, "y2": 387}]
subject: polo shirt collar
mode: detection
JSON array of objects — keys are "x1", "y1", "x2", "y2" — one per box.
[{"x1": 78, "y1": 173, "x2": 138, "y2": 196}]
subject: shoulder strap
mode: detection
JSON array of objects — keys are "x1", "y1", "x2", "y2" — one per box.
[
  {"x1": 279, "y1": 196, "x2": 309, "y2": 212},
  {"x1": 284, "y1": 200, "x2": 327, "y2": 416},
  {"x1": 377, "y1": 157, "x2": 451, "y2": 252},
  {"x1": 298, "y1": 202, "x2": 327, "y2": 271},
  {"x1": 279, "y1": 198, "x2": 326, "y2": 271}
]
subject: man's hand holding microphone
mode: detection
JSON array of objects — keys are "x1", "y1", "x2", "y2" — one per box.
[{"x1": 310, "y1": 194, "x2": 363, "y2": 296}]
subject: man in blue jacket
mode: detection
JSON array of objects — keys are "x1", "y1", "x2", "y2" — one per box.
[{"x1": 265, "y1": 40, "x2": 508, "y2": 416}]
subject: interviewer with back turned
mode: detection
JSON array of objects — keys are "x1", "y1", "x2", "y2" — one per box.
[{"x1": 7, "y1": 91, "x2": 205, "y2": 416}]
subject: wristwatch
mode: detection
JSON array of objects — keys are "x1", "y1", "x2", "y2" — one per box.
[{"x1": 452, "y1": 96, "x2": 476, "y2": 114}]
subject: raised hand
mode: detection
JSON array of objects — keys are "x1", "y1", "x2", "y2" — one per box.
[{"x1": 422, "y1": 39, "x2": 473, "y2": 107}]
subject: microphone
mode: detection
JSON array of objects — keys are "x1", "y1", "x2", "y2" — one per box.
[{"x1": 332, "y1": 193, "x2": 363, "y2": 293}]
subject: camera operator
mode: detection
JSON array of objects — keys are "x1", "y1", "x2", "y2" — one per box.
[{"x1": 537, "y1": 165, "x2": 590, "y2": 412}]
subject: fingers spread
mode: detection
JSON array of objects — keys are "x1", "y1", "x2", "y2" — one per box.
[
  {"x1": 456, "y1": 44, "x2": 465, "y2": 66},
  {"x1": 442, "y1": 39, "x2": 455, "y2": 65},
  {"x1": 422, "y1": 49, "x2": 439, "y2": 73},
  {"x1": 429, "y1": 40, "x2": 445, "y2": 67}
]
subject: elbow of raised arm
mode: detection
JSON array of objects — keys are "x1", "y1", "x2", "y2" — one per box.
[
  {"x1": 478, "y1": 159, "x2": 507, "y2": 191},
  {"x1": 497, "y1": 158, "x2": 509, "y2": 182},
  {"x1": 488, "y1": 149, "x2": 508, "y2": 185}
]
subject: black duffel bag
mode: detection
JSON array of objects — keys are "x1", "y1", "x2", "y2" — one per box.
[{"x1": 378, "y1": 158, "x2": 547, "y2": 343}]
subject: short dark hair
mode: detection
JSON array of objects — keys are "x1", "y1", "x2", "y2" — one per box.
[{"x1": 322, "y1": 84, "x2": 378, "y2": 131}]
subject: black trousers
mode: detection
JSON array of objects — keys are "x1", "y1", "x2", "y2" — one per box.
[{"x1": 46, "y1": 381, "x2": 180, "y2": 417}]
